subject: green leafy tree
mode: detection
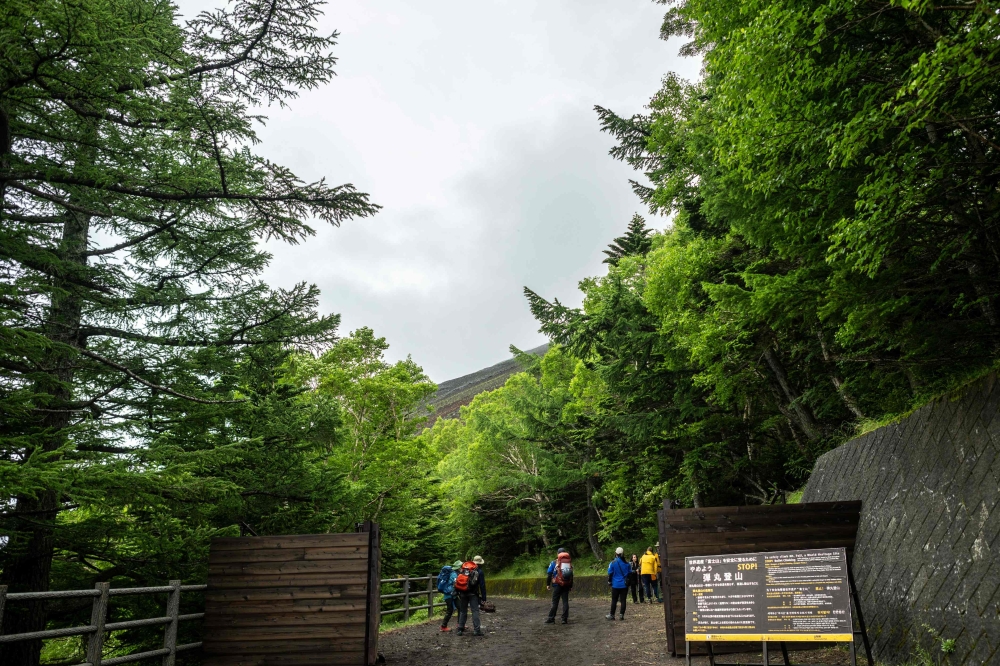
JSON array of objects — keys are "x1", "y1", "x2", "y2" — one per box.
[{"x1": 303, "y1": 328, "x2": 442, "y2": 574}]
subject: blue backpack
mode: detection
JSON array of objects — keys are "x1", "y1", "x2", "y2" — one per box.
[{"x1": 436, "y1": 566, "x2": 454, "y2": 593}]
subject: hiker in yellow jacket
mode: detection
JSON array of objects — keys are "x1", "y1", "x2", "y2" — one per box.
[{"x1": 639, "y1": 547, "x2": 662, "y2": 603}]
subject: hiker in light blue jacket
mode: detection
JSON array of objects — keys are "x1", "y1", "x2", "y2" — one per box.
[{"x1": 606, "y1": 547, "x2": 631, "y2": 620}]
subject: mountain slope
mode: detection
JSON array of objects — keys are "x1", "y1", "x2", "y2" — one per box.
[{"x1": 422, "y1": 343, "x2": 549, "y2": 426}]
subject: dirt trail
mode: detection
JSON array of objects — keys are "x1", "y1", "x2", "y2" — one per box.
[
  {"x1": 378, "y1": 597, "x2": 861, "y2": 666},
  {"x1": 379, "y1": 597, "x2": 675, "y2": 666}
]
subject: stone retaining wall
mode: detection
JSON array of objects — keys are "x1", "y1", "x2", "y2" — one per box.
[
  {"x1": 802, "y1": 373, "x2": 1000, "y2": 665},
  {"x1": 490, "y1": 575, "x2": 643, "y2": 599}
]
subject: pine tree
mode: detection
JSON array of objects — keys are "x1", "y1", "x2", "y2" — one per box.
[
  {"x1": 0, "y1": 0, "x2": 376, "y2": 661},
  {"x1": 602, "y1": 214, "x2": 653, "y2": 266}
]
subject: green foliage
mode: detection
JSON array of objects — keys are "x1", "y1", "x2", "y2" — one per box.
[
  {"x1": 443, "y1": 0, "x2": 1000, "y2": 569},
  {"x1": 0, "y1": 0, "x2": 449, "y2": 662},
  {"x1": 428, "y1": 345, "x2": 609, "y2": 568}
]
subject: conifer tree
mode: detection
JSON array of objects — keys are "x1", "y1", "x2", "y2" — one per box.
[
  {"x1": 0, "y1": 0, "x2": 376, "y2": 660},
  {"x1": 602, "y1": 214, "x2": 653, "y2": 265}
]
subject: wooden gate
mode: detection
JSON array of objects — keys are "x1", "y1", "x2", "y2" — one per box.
[
  {"x1": 203, "y1": 522, "x2": 381, "y2": 666},
  {"x1": 657, "y1": 501, "x2": 861, "y2": 656}
]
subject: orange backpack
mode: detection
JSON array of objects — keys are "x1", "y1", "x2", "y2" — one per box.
[{"x1": 453, "y1": 561, "x2": 480, "y2": 592}]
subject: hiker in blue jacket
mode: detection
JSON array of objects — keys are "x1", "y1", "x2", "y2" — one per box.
[
  {"x1": 438, "y1": 560, "x2": 461, "y2": 632},
  {"x1": 606, "y1": 547, "x2": 631, "y2": 620}
]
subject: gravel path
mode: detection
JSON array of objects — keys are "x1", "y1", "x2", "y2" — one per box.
[
  {"x1": 377, "y1": 597, "x2": 863, "y2": 666},
  {"x1": 379, "y1": 597, "x2": 676, "y2": 666}
]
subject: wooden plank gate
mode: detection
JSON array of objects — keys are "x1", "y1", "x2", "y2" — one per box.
[
  {"x1": 203, "y1": 522, "x2": 381, "y2": 666},
  {"x1": 657, "y1": 501, "x2": 861, "y2": 657}
]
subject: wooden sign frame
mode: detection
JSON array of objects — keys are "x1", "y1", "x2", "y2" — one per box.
[
  {"x1": 657, "y1": 500, "x2": 870, "y2": 662},
  {"x1": 682, "y1": 547, "x2": 872, "y2": 666}
]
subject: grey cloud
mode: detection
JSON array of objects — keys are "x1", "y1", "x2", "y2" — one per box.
[{"x1": 177, "y1": 0, "x2": 700, "y2": 381}]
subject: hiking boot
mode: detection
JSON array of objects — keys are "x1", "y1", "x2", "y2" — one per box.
[
  {"x1": 619, "y1": 614, "x2": 625, "y2": 621},
  {"x1": 456, "y1": 628, "x2": 464, "y2": 636},
  {"x1": 544, "y1": 618, "x2": 555, "y2": 624},
  {"x1": 473, "y1": 629, "x2": 485, "y2": 637},
  {"x1": 605, "y1": 614, "x2": 615, "y2": 621},
  {"x1": 439, "y1": 626, "x2": 451, "y2": 632},
  {"x1": 561, "y1": 618, "x2": 568, "y2": 624}
]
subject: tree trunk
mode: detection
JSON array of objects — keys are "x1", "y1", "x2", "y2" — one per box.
[
  {"x1": 761, "y1": 344, "x2": 821, "y2": 440},
  {"x1": 585, "y1": 474, "x2": 604, "y2": 560},
  {"x1": 816, "y1": 331, "x2": 865, "y2": 419},
  {"x1": 0, "y1": 203, "x2": 89, "y2": 666},
  {"x1": 534, "y1": 498, "x2": 551, "y2": 548}
]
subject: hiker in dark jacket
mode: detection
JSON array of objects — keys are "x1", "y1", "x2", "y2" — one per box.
[
  {"x1": 607, "y1": 547, "x2": 631, "y2": 620},
  {"x1": 627, "y1": 553, "x2": 642, "y2": 603},
  {"x1": 544, "y1": 548, "x2": 572, "y2": 624},
  {"x1": 456, "y1": 555, "x2": 486, "y2": 636}
]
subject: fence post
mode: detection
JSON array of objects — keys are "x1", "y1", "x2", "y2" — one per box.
[
  {"x1": 403, "y1": 577, "x2": 410, "y2": 621},
  {"x1": 85, "y1": 582, "x2": 110, "y2": 666},
  {"x1": 162, "y1": 580, "x2": 181, "y2": 666},
  {"x1": 427, "y1": 575, "x2": 434, "y2": 618},
  {"x1": 0, "y1": 585, "x2": 7, "y2": 632}
]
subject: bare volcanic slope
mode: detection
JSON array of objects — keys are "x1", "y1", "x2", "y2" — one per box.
[{"x1": 421, "y1": 343, "x2": 549, "y2": 426}]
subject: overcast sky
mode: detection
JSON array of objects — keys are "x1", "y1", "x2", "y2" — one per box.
[{"x1": 180, "y1": 0, "x2": 700, "y2": 382}]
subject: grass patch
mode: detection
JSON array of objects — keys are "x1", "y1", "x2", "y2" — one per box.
[
  {"x1": 379, "y1": 607, "x2": 440, "y2": 633},
  {"x1": 491, "y1": 540, "x2": 654, "y2": 579},
  {"x1": 785, "y1": 488, "x2": 805, "y2": 504}
]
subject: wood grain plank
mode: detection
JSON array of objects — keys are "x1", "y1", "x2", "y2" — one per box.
[
  {"x1": 204, "y1": 625, "x2": 366, "y2": 642},
  {"x1": 207, "y1": 573, "x2": 368, "y2": 588},
  {"x1": 205, "y1": 585, "x2": 368, "y2": 603},
  {"x1": 204, "y1": 652, "x2": 365, "y2": 666},
  {"x1": 203, "y1": 639, "x2": 366, "y2": 655},
  {"x1": 210, "y1": 534, "x2": 368, "y2": 551},
  {"x1": 209, "y1": 559, "x2": 369, "y2": 576},
  {"x1": 204, "y1": 611, "x2": 366, "y2": 628},
  {"x1": 206, "y1": 599, "x2": 367, "y2": 614},
  {"x1": 209, "y1": 547, "x2": 367, "y2": 565}
]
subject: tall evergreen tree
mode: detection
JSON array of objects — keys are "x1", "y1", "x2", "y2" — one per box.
[
  {"x1": 0, "y1": 0, "x2": 376, "y2": 661},
  {"x1": 602, "y1": 214, "x2": 653, "y2": 265}
]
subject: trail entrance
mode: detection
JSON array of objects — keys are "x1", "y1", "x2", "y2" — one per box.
[{"x1": 378, "y1": 597, "x2": 860, "y2": 666}]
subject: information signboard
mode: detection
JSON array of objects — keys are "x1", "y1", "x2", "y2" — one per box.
[{"x1": 684, "y1": 547, "x2": 854, "y2": 642}]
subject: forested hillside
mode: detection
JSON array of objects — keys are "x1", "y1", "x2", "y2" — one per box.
[
  {"x1": 2, "y1": 0, "x2": 999, "y2": 662},
  {"x1": 421, "y1": 0, "x2": 1000, "y2": 569}
]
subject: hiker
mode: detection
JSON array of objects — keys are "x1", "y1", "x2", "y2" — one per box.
[
  {"x1": 437, "y1": 560, "x2": 461, "y2": 632},
  {"x1": 455, "y1": 555, "x2": 487, "y2": 636},
  {"x1": 650, "y1": 545, "x2": 663, "y2": 602},
  {"x1": 606, "y1": 547, "x2": 630, "y2": 620},
  {"x1": 544, "y1": 547, "x2": 573, "y2": 624},
  {"x1": 627, "y1": 553, "x2": 642, "y2": 603},
  {"x1": 640, "y1": 546, "x2": 662, "y2": 603}
]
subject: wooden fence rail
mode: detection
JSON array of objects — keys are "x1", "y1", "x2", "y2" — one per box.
[
  {"x1": 379, "y1": 574, "x2": 439, "y2": 620},
  {"x1": 2, "y1": 567, "x2": 443, "y2": 665},
  {"x1": 0, "y1": 582, "x2": 206, "y2": 666}
]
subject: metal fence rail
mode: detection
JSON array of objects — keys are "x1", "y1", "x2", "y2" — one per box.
[
  {"x1": 379, "y1": 574, "x2": 442, "y2": 620},
  {"x1": 0, "y1": 581, "x2": 206, "y2": 666}
]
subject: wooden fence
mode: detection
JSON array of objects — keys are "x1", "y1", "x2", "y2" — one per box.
[
  {"x1": 657, "y1": 500, "x2": 862, "y2": 657},
  {"x1": 202, "y1": 522, "x2": 381, "y2": 666},
  {"x1": 0, "y1": 582, "x2": 205, "y2": 666}
]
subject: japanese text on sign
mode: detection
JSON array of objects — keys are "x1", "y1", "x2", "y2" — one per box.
[{"x1": 684, "y1": 547, "x2": 854, "y2": 642}]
